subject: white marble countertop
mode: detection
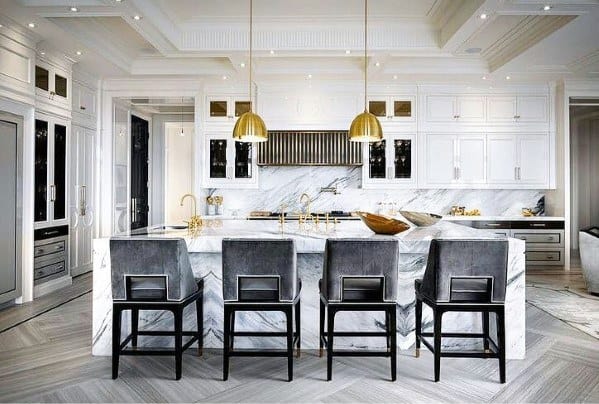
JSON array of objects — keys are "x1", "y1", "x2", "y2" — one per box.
[{"x1": 442, "y1": 215, "x2": 564, "y2": 221}]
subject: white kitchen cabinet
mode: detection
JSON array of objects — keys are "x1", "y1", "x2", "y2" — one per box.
[
  {"x1": 35, "y1": 60, "x2": 71, "y2": 114},
  {"x1": 362, "y1": 134, "x2": 416, "y2": 188},
  {"x1": 69, "y1": 125, "x2": 95, "y2": 276},
  {"x1": 424, "y1": 95, "x2": 485, "y2": 123},
  {"x1": 487, "y1": 134, "x2": 549, "y2": 187},
  {"x1": 368, "y1": 96, "x2": 415, "y2": 122},
  {"x1": 487, "y1": 96, "x2": 548, "y2": 123},
  {"x1": 205, "y1": 96, "x2": 251, "y2": 124},
  {"x1": 34, "y1": 115, "x2": 69, "y2": 229},
  {"x1": 72, "y1": 81, "x2": 96, "y2": 118},
  {"x1": 422, "y1": 134, "x2": 485, "y2": 187},
  {"x1": 202, "y1": 133, "x2": 258, "y2": 189}
]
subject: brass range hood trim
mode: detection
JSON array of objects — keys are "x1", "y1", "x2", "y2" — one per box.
[{"x1": 257, "y1": 130, "x2": 363, "y2": 166}]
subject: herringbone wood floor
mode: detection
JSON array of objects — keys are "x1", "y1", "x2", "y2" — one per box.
[{"x1": 1, "y1": 274, "x2": 598, "y2": 403}]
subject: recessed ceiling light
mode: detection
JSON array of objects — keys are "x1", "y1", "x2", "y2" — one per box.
[
  {"x1": 479, "y1": 13, "x2": 488, "y2": 20},
  {"x1": 505, "y1": 75, "x2": 511, "y2": 80},
  {"x1": 240, "y1": 62, "x2": 245, "y2": 67},
  {"x1": 76, "y1": 50, "x2": 82, "y2": 55},
  {"x1": 115, "y1": 0, "x2": 122, "y2": 2},
  {"x1": 133, "y1": 15, "x2": 141, "y2": 20},
  {"x1": 393, "y1": 75, "x2": 398, "y2": 80},
  {"x1": 345, "y1": 50, "x2": 351, "y2": 54},
  {"x1": 375, "y1": 61, "x2": 380, "y2": 67},
  {"x1": 543, "y1": 5, "x2": 552, "y2": 11},
  {"x1": 482, "y1": 75, "x2": 487, "y2": 80},
  {"x1": 0, "y1": 24, "x2": 3, "y2": 28},
  {"x1": 40, "y1": 51, "x2": 45, "y2": 55},
  {"x1": 222, "y1": 75, "x2": 228, "y2": 80},
  {"x1": 307, "y1": 74, "x2": 312, "y2": 79},
  {"x1": 269, "y1": 49, "x2": 275, "y2": 55},
  {"x1": 70, "y1": 6, "x2": 78, "y2": 12},
  {"x1": 28, "y1": 22, "x2": 36, "y2": 28}
]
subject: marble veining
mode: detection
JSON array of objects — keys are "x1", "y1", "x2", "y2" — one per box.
[{"x1": 92, "y1": 220, "x2": 525, "y2": 359}]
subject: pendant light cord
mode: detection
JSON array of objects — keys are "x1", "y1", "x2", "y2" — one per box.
[
  {"x1": 364, "y1": 0, "x2": 367, "y2": 112},
  {"x1": 249, "y1": 0, "x2": 253, "y2": 113}
]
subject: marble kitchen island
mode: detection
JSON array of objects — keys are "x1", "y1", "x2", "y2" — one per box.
[{"x1": 92, "y1": 219, "x2": 525, "y2": 359}]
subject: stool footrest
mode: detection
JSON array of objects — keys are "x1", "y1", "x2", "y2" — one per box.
[{"x1": 331, "y1": 350, "x2": 392, "y2": 357}]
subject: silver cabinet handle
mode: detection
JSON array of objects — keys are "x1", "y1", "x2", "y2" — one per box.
[
  {"x1": 530, "y1": 223, "x2": 546, "y2": 227},
  {"x1": 79, "y1": 185, "x2": 87, "y2": 216},
  {"x1": 485, "y1": 223, "x2": 502, "y2": 227},
  {"x1": 515, "y1": 167, "x2": 518, "y2": 180},
  {"x1": 49, "y1": 185, "x2": 56, "y2": 202}
]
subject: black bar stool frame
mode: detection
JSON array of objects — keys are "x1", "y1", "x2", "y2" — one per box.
[{"x1": 112, "y1": 279, "x2": 204, "y2": 380}]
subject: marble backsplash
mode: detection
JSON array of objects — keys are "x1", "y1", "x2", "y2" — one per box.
[{"x1": 205, "y1": 166, "x2": 544, "y2": 217}]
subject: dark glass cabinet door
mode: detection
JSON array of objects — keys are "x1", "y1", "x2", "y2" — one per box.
[
  {"x1": 53, "y1": 124, "x2": 67, "y2": 220},
  {"x1": 393, "y1": 139, "x2": 412, "y2": 179},
  {"x1": 210, "y1": 139, "x2": 227, "y2": 178},
  {"x1": 369, "y1": 140, "x2": 386, "y2": 179},
  {"x1": 130, "y1": 116, "x2": 149, "y2": 231},
  {"x1": 234, "y1": 142, "x2": 252, "y2": 178},
  {"x1": 34, "y1": 120, "x2": 48, "y2": 222}
]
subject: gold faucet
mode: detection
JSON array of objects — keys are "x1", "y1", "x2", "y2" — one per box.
[
  {"x1": 299, "y1": 193, "x2": 312, "y2": 219},
  {"x1": 180, "y1": 193, "x2": 203, "y2": 235}
]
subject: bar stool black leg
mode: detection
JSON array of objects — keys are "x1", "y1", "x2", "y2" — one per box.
[
  {"x1": 196, "y1": 297, "x2": 203, "y2": 356},
  {"x1": 319, "y1": 299, "x2": 325, "y2": 357},
  {"x1": 295, "y1": 300, "x2": 301, "y2": 358},
  {"x1": 326, "y1": 307, "x2": 336, "y2": 381},
  {"x1": 174, "y1": 308, "x2": 183, "y2": 380},
  {"x1": 483, "y1": 311, "x2": 490, "y2": 353},
  {"x1": 433, "y1": 309, "x2": 443, "y2": 382},
  {"x1": 390, "y1": 306, "x2": 397, "y2": 381},
  {"x1": 385, "y1": 310, "x2": 390, "y2": 352},
  {"x1": 230, "y1": 311, "x2": 236, "y2": 350},
  {"x1": 112, "y1": 307, "x2": 122, "y2": 380},
  {"x1": 223, "y1": 306, "x2": 231, "y2": 381},
  {"x1": 496, "y1": 308, "x2": 506, "y2": 384},
  {"x1": 131, "y1": 309, "x2": 139, "y2": 347},
  {"x1": 415, "y1": 297, "x2": 422, "y2": 358},
  {"x1": 285, "y1": 307, "x2": 294, "y2": 382}
]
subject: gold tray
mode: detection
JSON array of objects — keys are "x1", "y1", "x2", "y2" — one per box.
[{"x1": 356, "y1": 211, "x2": 411, "y2": 235}]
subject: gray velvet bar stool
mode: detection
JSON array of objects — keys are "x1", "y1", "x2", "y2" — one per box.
[
  {"x1": 320, "y1": 238, "x2": 399, "y2": 381},
  {"x1": 110, "y1": 237, "x2": 204, "y2": 380},
  {"x1": 415, "y1": 238, "x2": 509, "y2": 383},
  {"x1": 222, "y1": 238, "x2": 301, "y2": 382}
]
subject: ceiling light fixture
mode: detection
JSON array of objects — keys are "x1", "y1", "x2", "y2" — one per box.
[
  {"x1": 133, "y1": 15, "x2": 141, "y2": 20},
  {"x1": 28, "y1": 22, "x2": 35, "y2": 28},
  {"x1": 506, "y1": 75, "x2": 511, "y2": 80},
  {"x1": 232, "y1": 0, "x2": 268, "y2": 143},
  {"x1": 40, "y1": 51, "x2": 45, "y2": 55},
  {"x1": 479, "y1": 13, "x2": 488, "y2": 19},
  {"x1": 375, "y1": 61, "x2": 380, "y2": 67},
  {"x1": 76, "y1": 50, "x2": 82, "y2": 55},
  {"x1": 393, "y1": 75, "x2": 398, "y2": 80},
  {"x1": 348, "y1": 0, "x2": 382, "y2": 142},
  {"x1": 222, "y1": 75, "x2": 228, "y2": 80},
  {"x1": 482, "y1": 75, "x2": 487, "y2": 80},
  {"x1": 70, "y1": 6, "x2": 78, "y2": 12},
  {"x1": 345, "y1": 50, "x2": 351, "y2": 54},
  {"x1": 240, "y1": 62, "x2": 245, "y2": 67},
  {"x1": 269, "y1": 49, "x2": 275, "y2": 55},
  {"x1": 307, "y1": 74, "x2": 312, "y2": 79},
  {"x1": 543, "y1": 5, "x2": 552, "y2": 11}
]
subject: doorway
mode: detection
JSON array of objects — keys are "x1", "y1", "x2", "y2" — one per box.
[
  {"x1": 130, "y1": 115, "x2": 149, "y2": 230},
  {"x1": 569, "y1": 98, "x2": 599, "y2": 259},
  {"x1": 164, "y1": 122, "x2": 194, "y2": 225}
]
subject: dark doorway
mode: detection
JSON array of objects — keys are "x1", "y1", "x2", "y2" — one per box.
[{"x1": 130, "y1": 115, "x2": 149, "y2": 230}]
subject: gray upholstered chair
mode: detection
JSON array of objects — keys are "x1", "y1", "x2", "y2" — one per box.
[
  {"x1": 320, "y1": 238, "x2": 399, "y2": 381},
  {"x1": 221, "y1": 238, "x2": 300, "y2": 382},
  {"x1": 110, "y1": 237, "x2": 203, "y2": 380},
  {"x1": 415, "y1": 238, "x2": 509, "y2": 383}
]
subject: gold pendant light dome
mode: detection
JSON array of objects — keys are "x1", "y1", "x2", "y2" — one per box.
[
  {"x1": 233, "y1": 0, "x2": 268, "y2": 143},
  {"x1": 348, "y1": 0, "x2": 382, "y2": 142},
  {"x1": 233, "y1": 111, "x2": 267, "y2": 142}
]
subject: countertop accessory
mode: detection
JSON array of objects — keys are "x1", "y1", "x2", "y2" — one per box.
[
  {"x1": 356, "y1": 211, "x2": 410, "y2": 235},
  {"x1": 399, "y1": 210, "x2": 442, "y2": 227}
]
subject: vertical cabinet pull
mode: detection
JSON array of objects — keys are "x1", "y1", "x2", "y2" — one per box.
[{"x1": 79, "y1": 185, "x2": 87, "y2": 216}]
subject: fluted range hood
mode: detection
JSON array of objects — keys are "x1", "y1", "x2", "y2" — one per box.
[{"x1": 257, "y1": 131, "x2": 363, "y2": 166}]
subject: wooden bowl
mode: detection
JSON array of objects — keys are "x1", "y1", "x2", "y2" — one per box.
[
  {"x1": 356, "y1": 211, "x2": 411, "y2": 235},
  {"x1": 399, "y1": 210, "x2": 442, "y2": 227}
]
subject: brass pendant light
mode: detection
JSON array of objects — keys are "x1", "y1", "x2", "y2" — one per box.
[
  {"x1": 348, "y1": 0, "x2": 383, "y2": 142},
  {"x1": 233, "y1": 0, "x2": 268, "y2": 142}
]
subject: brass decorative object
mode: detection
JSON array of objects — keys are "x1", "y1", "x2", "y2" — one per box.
[
  {"x1": 356, "y1": 211, "x2": 410, "y2": 235},
  {"x1": 399, "y1": 210, "x2": 442, "y2": 227},
  {"x1": 232, "y1": 0, "x2": 268, "y2": 142},
  {"x1": 348, "y1": 0, "x2": 383, "y2": 142}
]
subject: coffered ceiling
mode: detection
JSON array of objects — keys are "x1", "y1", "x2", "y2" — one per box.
[{"x1": 1, "y1": 0, "x2": 598, "y2": 83}]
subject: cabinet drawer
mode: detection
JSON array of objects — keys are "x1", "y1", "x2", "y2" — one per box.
[
  {"x1": 34, "y1": 261, "x2": 66, "y2": 281},
  {"x1": 512, "y1": 232, "x2": 561, "y2": 245},
  {"x1": 525, "y1": 250, "x2": 564, "y2": 266},
  {"x1": 471, "y1": 221, "x2": 511, "y2": 230},
  {"x1": 34, "y1": 240, "x2": 65, "y2": 257}
]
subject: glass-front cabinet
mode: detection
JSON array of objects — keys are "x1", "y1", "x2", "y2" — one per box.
[
  {"x1": 34, "y1": 116, "x2": 69, "y2": 227},
  {"x1": 362, "y1": 134, "x2": 416, "y2": 188},
  {"x1": 367, "y1": 96, "x2": 415, "y2": 122},
  {"x1": 203, "y1": 134, "x2": 258, "y2": 188},
  {"x1": 206, "y1": 96, "x2": 252, "y2": 123},
  {"x1": 34, "y1": 58, "x2": 71, "y2": 111}
]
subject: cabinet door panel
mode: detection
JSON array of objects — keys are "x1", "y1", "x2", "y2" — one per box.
[
  {"x1": 368, "y1": 140, "x2": 386, "y2": 179},
  {"x1": 456, "y1": 96, "x2": 485, "y2": 121},
  {"x1": 487, "y1": 135, "x2": 517, "y2": 183},
  {"x1": 487, "y1": 96, "x2": 517, "y2": 122},
  {"x1": 392, "y1": 138, "x2": 412, "y2": 179},
  {"x1": 234, "y1": 142, "x2": 253, "y2": 179},
  {"x1": 53, "y1": 124, "x2": 67, "y2": 221},
  {"x1": 457, "y1": 136, "x2": 485, "y2": 183},
  {"x1": 209, "y1": 139, "x2": 228, "y2": 178},
  {"x1": 34, "y1": 120, "x2": 49, "y2": 222},
  {"x1": 425, "y1": 135, "x2": 456, "y2": 184},
  {"x1": 426, "y1": 96, "x2": 455, "y2": 122},
  {"x1": 518, "y1": 135, "x2": 548, "y2": 185},
  {"x1": 517, "y1": 96, "x2": 548, "y2": 122}
]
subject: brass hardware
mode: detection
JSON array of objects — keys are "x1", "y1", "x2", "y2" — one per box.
[
  {"x1": 415, "y1": 348, "x2": 420, "y2": 358},
  {"x1": 319, "y1": 348, "x2": 323, "y2": 357},
  {"x1": 180, "y1": 193, "x2": 203, "y2": 235},
  {"x1": 348, "y1": 0, "x2": 383, "y2": 142}
]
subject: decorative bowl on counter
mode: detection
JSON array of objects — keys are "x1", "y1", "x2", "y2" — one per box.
[
  {"x1": 356, "y1": 211, "x2": 411, "y2": 235},
  {"x1": 399, "y1": 210, "x2": 442, "y2": 227}
]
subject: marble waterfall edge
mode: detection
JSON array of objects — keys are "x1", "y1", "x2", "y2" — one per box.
[{"x1": 92, "y1": 220, "x2": 525, "y2": 359}]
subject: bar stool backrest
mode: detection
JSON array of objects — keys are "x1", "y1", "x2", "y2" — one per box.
[
  {"x1": 110, "y1": 237, "x2": 198, "y2": 302},
  {"x1": 222, "y1": 239, "x2": 297, "y2": 302},
  {"x1": 323, "y1": 238, "x2": 399, "y2": 302},
  {"x1": 420, "y1": 239, "x2": 509, "y2": 303}
]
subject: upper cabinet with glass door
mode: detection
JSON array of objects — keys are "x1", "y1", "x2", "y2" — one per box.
[
  {"x1": 367, "y1": 96, "x2": 416, "y2": 128},
  {"x1": 362, "y1": 134, "x2": 417, "y2": 189},
  {"x1": 205, "y1": 95, "x2": 252, "y2": 125},
  {"x1": 202, "y1": 133, "x2": 259, "y2": 189},
  {"x1": 35, "y1": 57, "x2": 72, "y2": 116}
]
